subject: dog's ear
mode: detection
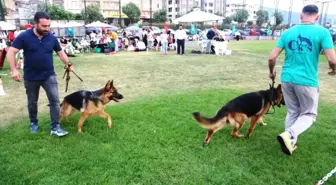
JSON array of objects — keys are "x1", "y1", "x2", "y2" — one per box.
[
  {"x1": 105, "y1": 80, "x2": 111, "y2": 91},
  {"x1": 110, "y1": 80, "x2": 114, "y2": 87},
  {"x1": 276, "y1": 84, "x2": 282, "y2": 90}
]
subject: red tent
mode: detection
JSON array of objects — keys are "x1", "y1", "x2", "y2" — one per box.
[{"x1": 25, "y1": 24, "x2": 32, "y2": 30}]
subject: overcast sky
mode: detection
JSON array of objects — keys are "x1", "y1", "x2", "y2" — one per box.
[{"x1": 228, "y1": 0, "x2": 336, "y2": 14}]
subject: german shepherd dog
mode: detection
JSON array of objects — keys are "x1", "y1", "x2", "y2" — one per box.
[
  {"x1": 59, "y1": 80, "x2": 124, "y2": 133},
  {"x1": 192, "y1": 84, "x2": 285, "y2": 146}
]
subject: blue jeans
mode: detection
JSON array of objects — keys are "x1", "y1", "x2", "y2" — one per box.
[
  {"x1": 24, "y1": 75, "x2": 60, "y2": 129},
  {"x1": 162, "y1": 43, "x2": 168, "y2": 54}
]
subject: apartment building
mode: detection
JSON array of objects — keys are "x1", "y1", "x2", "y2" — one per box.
[{"x1": 167, "y1": 0, "x2": 258, "y2": 21}]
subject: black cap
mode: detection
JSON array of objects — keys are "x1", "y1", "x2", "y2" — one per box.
[{"x1": 302, "y1": 5, "x2": 319, "y2": 15}]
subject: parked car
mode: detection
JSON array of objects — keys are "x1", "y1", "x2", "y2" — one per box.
[{"x1": 142, "y1": 26, "x2": 161, "y2": 34}]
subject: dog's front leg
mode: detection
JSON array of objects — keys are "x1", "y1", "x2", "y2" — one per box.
[
  {"x1": 78, "y1": 113, "x2": 88, "y2": 133},
  {"x1": 258, "y1": 117, "x2": 267, "y2": 126},
  {"x1": 98, "y1": 111, "x2": 112, "y2": 129}
]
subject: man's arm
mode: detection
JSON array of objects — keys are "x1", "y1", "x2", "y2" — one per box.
[
  {"x1": 57, "y1": 50, "x2": 69, "y2": 66},
  {"x1": 53, "y1": 37, "x2": 69, "y2": 67},
  {"x1": 7, "y1": 47, "x2": 20, "y2": 71},
  {"x1": 268, "y1": 47, "x2": 283, "y2": 74},
  {"x1": 323, "y1": 49, "x2": 336, "y2": 73},
  {"x1": 7, "y1": 33, "x2": 24, "y2": 81},
  {"x1": 321, "y1": 30, "x2": 336, "y2": 75}
]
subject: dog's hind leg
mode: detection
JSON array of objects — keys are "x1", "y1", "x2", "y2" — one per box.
[
  {"x1": 97, "y1": 110, "x2": 112, "y2": 129},
  {"x1": 230, "y1": 113, "x2": 247, "y2": 138},
  {"x1": 203, "y1": 121, "x2": 226, "y2": 146},
  {"x1": 246, "y1": 115, "x2": 261, "y2": 139},
  {"x1": 59, "y1": 102, "x2": 72, "y2": 123},
  {"x1": 78, "y1": 113, "x2": 89, "y2": 133}
]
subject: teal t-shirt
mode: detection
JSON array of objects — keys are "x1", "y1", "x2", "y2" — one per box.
[{"x1": 276, "y1": 24, "x2": 334, "y2": 87}]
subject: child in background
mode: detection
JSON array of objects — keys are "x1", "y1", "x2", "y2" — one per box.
[{"x1": 160, "y1": 31, "x2": 168, "y2": 55}]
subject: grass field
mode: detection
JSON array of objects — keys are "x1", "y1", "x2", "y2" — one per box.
[{"x1": 0, "y1": 40, "x2": 335, "y2": 184}]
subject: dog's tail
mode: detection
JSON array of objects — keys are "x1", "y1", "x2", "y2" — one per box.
[{"x1": 192, "y1": 109, "x2": 228, "y2": 129}]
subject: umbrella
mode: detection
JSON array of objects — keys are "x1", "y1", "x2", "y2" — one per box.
[
  {"x1": 0, "y1": 21, "x2": 16, "y2": 30},
  {"x1": 125, "y1": 25, "x2": 139, "y2": 31}
]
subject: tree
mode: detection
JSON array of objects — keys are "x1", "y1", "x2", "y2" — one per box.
[
  {"x1": 47, "y1": 5, "x2": 74, "y2": 20},
  {"x1": 247, "y1": 21, "x2": 253, "y2": 26},
  {"x1": 274, "y1": 11, "x2": 284, "y2": 26},
  {"x1": 37, "y1": 2, "x2": 49, "y2": 12},
  {"x1": 232, "y1": 9, "x2": 249, "y2": 23},
  {"x1": 122, "y1": 2, "x2": 140, "y2": 23},
  {"x1": 153, "y1": 9, "x2": 167, "y2": 22},
  {"x1": 81, "y1": 4, "x2": 104, "y2": 23},
  {"x1": 74, "y1": 13, "x2": 83, "y2": 20},
  {"x1": 0, "y1": 0, "x2": 7, "y2": 21},
  {"x1": 256, "y1": 9, "x2": 269, "y2": 27},
  {"x1": 223, "y1": 16, "x2": 232, "y2": 24}
]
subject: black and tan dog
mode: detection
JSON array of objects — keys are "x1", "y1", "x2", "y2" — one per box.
[
  {"x1": 192, "y1": 84, "x2": 285, "y2": 146},
  {"x1": 60, "y1": 80, "x2": 123, "y2": 133}
]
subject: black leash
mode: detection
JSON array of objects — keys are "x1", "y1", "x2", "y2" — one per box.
[{"x1": 266, "y1": 79, "x2": 276, "y2": 115}]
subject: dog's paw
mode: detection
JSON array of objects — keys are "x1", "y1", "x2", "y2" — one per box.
[
  {"x1": 260, "y1": 122, "x2": 267, "y2": 126},
  {"x1": 245, "y1": 134, "x2": 251, "y2": 139},
  {"x1": 202, "y1": 142, "x2": 209, "y2": 147}
]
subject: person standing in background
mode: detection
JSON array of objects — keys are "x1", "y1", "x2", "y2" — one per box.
[{"x1": 175, "y1": 25, "x2": 187, "y2": 55}]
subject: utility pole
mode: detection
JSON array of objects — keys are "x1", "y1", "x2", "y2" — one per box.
[
  {"x1": 223, "y1": 0, "x2": 227, "y2": 17},
  {"x1": 288, "y1": 0, "x2": 293, "y2": 27},
  {"x1": 323, "y1": 2, "x2": 329, "y2": 26},
  {"x1": 45, "y1": 0, "x2": 49, "y2": 13},
  {"x1": 119, "y1": 0, "x2": 122, "y2": 27},
  {"x1": 84, "y1": 0, "x2": 87, "y2": 24},
  {"x1": 150, "y1": 0, "x2": 152, "y2": 26},
  {"x1": 319, "y1": 2, "x2": 325, "y2": 25},
  {"x1": 260, "y1": 0, "x2": 264, "y2": 10},
  {"x1": 0, "y1": 0, "x2": 5, "y2": 21}
]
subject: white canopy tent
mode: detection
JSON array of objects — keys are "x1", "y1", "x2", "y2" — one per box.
[
  {"x1": 85, "y1": 21, "x2": 114, "y2": 28},
  {"x1": 0, "y1": 21, "x2": 16, "y2": 30},
  {"x1": 172, "y1": 9, "x2": 224, "y2": 24},
  {"x1": 64, "y1": 21, "x2": 84, "y2": 27},
  {"x1": 50, "y1": 22, "x2": 66, "y2": 28}
]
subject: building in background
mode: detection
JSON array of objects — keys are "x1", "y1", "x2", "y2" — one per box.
[
  {"x1": 2, "y1": 0, "x2": 16, "y2": 24},
  {"x1": 225, "y1": 3, "x2": 258, "y2": 21}
]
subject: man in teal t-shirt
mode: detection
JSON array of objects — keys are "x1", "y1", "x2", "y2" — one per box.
[{"x1": 268, "y1": 5, "x2": 336, "y2": 156}]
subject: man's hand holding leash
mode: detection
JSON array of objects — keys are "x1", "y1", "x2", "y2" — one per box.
[{"x1": 11, "y1": 69, "x2": 22, "y2": 82}]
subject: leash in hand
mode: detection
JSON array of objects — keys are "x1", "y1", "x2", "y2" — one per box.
[
  {"x1": 63, "y1": 62, "x2": 84, "y2": 93},
  {"x1": 266, "y1": 71, "x2": 276, "y2": 115}
]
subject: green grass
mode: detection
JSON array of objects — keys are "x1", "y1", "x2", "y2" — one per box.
[
  {"x1": 1, "y1": 40, "x2": 336, "y2": 184},
  {"x1": 1, "y1": 40, "x2": 335, "y2": 125},
  {"x1": 1, "y1": 89, "x2": 336, "y2": 185}
]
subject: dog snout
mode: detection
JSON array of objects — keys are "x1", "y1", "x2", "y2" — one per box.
[{"x1": 118, "y1": 94, "x2": 124, "y2": 99}]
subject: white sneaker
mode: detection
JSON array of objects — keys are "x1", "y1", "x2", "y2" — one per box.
[{"x1": 277, "y1": 132, "x2": 295, "y2": 155}]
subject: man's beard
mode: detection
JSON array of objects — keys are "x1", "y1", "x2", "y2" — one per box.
[{"x1": 36, "y1": 28, "x2": 48, "y2": 35}]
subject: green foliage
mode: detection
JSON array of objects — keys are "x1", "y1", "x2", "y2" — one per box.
[
  {"x1": 81, "y1": 4, "x2": 104, "y2": 23},
  {"x1": 223, "y1": 16, "x2": 233, "y2": 24},
  {"x1": 122, "y1": 3, "x2": 141, "y2": 23},
  {"x1": 274, "y1": 11, "x2": 284, "y2": 26},
  {"x1": 233, "y1": 9, "x2": 249, "y2": 23},
  {"x1": 0, "y1": 0, "x2": 7, "y2": 21},
  {"x1": 47, "y1": 5, "x2": 74, "y2": 20},
  {"x1": 256, "y1": 10, "x2": 269, "y2": 27},
  {"x1": 153, "y1": 9, "x2": 167, "y2": 23}
]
